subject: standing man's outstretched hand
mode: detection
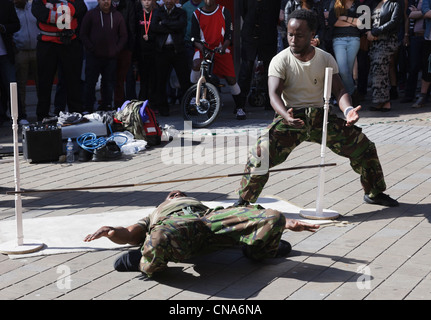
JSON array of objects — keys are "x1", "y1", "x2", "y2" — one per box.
[{"x1": 345, "y1": 105, "x2": 361, "y2": 126}]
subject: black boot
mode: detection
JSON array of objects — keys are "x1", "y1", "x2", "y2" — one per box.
[
  {"x1": 113, "y1": 249, "x2": 142, "y2": 272},
  {"x1": 233, "y1": 196, "x2": 250, "y2": 207}
]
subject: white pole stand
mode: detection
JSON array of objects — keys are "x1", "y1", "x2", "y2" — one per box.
[
  {"x1": 299, "y1": 68, "x2": 339, "y2": 220},
  {"x1": 0, "y1": 83, "x2": 44, "y2": 255}
]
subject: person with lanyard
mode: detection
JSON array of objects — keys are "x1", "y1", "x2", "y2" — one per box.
[{"x1": 135, "y1": 0, "x2": 158, "y2": 102}]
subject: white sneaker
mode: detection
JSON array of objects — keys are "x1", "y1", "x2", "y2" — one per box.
[
  {"x1": 236, "y1": 108, "x2": 246, "y2": 120},
  {"x1": 19, "y1": 119, "x2": 30, "y2": 125}
]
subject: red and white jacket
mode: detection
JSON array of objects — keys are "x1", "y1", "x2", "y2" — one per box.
[{"x1": 31, "y1": 0, "x2": 87, "y2": 44}]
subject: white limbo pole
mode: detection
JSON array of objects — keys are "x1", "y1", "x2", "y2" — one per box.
[
  {"x1": 0, "y1": 83, "x2": 44, "y2": 255},
  {"x1": 299, "y1": 68, "x2": 339, "y2": 220}
]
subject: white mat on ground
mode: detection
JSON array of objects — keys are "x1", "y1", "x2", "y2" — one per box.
[{"x1": 0, "y1": 196, "x2": 334, "y2": 259}]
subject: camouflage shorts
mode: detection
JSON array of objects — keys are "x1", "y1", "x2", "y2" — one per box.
[
  {"x1": 139, "y1": 205, "x2": 285, "y2": 277},
  {"x1": 238, "y1": 108, "x2": 387, "y2": 203}
]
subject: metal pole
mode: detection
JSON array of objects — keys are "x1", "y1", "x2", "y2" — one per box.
[
  {"x1": 10, "y1": 83, "x2": 24, "y2": 246},
  {"x1": 0, "y1": 83, "x2": 44, "y2": 255},
  {"x1": 315, "y1": 67, "x2": 332, "y2": 214},
  {"x1": 300, "y1": 68, "x2": 339, "y2": 220}
]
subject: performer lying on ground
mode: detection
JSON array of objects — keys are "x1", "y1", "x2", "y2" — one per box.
[
  {"x1": 84, "y1": 190, "x2": 319, "y2": 277},
  {"x1": 234, "y1": 9, "x2": 399, "y2": 208}
]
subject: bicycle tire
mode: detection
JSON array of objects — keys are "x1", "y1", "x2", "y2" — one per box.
[{"x1": 181, "y1": 82, "x2": 221, "y2": 128}]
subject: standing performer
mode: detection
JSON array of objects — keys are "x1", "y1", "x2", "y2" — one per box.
[
  {"x1": 84, "y1": 190, "x2": 320, "y2": 277},
  {"x1": 233, "y1": 9, "x2": 399, "y2": 208}
]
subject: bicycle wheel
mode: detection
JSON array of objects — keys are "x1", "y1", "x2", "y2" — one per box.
[{"x1": 181, "y1": 82, "x2": 221, "y2": 128}]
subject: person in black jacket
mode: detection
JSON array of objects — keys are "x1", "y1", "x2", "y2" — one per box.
[
  {"x1": 112, "y1": 0, "x2": 136, "y2": 108},
  {"x1": 0, "y1": 0, "x2": 20, "y2": 125},
  {"x1": 150, "y1": 0, "x2": 190, "y2": 116},
  {"x1": 366, "y1": 0, "x2": 402, "y2": 112},
  {"x1": 236, "y1": 0, "x2": 281, "y2": 115},
  {"x1": 80, "y1": 0, "x2": 127, "y2": 112}
]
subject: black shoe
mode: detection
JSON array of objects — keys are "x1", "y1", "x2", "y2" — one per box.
[
  {"x1": 242, "y1": 244, "x2": 263, "y2": 261},
  {"x1": 78, "y1": 147, "x2": 93, "y2": 162},
  {"x1": 364, "y1": 193, "x2": 399, "y2": 207},
  {"x1": 113, "y1": 249, "x2": 142, "y2": 272},
  {"x1": 274, "y1": 240, "x2": 292, "y2": 258},
  {"x1": 242, "y1": 240, "x2": 292, "y2": 261},
  {"x1": 92, "y1": 141, "x2": 122, "y2": 161},
  {"x1": 233, "y1": 197, "x2": 250, "y2": 207},
  {"x1": 236, "y1": 108, "x2": 246, "y2": 120}
]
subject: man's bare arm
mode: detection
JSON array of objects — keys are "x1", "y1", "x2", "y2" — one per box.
[
  {"x1": 84, "y1": 224, "x2": 144, "y2": 246},
  {"x1": 268, "y1": 75, "x2": 304, "y2": 128},
  {"x1": 331, "y1": 73, "x2": 361, "y2": 126}
]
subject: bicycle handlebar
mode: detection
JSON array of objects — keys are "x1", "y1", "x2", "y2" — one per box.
[{"x1": 191, "y1": 37, "x2": 223, "y2": 54}]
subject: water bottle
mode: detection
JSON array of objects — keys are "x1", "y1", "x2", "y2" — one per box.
[{"x1": 66, "y1": 138, "x2": 74, "y2": 163}]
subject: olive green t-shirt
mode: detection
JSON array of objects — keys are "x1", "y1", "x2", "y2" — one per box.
[{"x1": 268, "y1": 46, "x2": 339, "y2": 109}]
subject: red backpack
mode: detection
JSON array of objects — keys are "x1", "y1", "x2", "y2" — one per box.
[
  {"x1": 140, "y1": 101, "x2": 162, "y2": 146},
  {"x1": 115, "y1": 100, "x2": 162, "y2": 146}
]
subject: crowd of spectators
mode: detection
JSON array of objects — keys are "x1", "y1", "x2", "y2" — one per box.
[{"x1": 0, "y1": 0, "x2": 429, "y2": 126}]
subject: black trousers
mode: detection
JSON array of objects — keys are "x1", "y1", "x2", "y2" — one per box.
[
  {"x1": 237, "y1": 58, "x2": 271, "y2": 108},
  {"x1": 153, "y1": 46, "x2": 190, "y2": 114},
  {"x1": 137, "y1": 53, "x2": 156, "y2": 102},
  {"x1": 36, "y1": 39, "x2": 83, "y2": 120}
]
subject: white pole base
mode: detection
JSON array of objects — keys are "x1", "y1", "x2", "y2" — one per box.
[
  {"x1": 0, "y1": 240, "x2": 45, "y2": 255},
  {"x1": 299, "y1": 208, "x2": 339, "y2": 220}
]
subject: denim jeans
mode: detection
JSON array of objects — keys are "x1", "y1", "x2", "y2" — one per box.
[{"x1": 332, "y1": 36, "x2": 360, "y2": 95}]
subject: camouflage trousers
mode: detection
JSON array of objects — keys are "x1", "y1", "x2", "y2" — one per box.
[
  {"x1": 139, "y1": 205, "x2": 285, "y2": 277},
  {"x1": 238, "y1": 108, "x2": 387, "y2": 203}
]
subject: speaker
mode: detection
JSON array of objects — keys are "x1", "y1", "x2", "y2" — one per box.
[{"x1": 22, "y1": 124, "x2": 63, "y2": 163}]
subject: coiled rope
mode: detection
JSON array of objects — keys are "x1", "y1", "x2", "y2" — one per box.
[{"x1": 77, "y1": 125, "x2": 128, "y2": 151}]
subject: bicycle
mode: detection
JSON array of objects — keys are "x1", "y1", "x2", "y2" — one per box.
[{"x1": 181, "y1": 39, "x2": 222, "y2": 128}]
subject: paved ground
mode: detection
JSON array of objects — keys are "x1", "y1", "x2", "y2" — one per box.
[{"x1": 0, "y1": 85, "x2": 430, "y2": 301}]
